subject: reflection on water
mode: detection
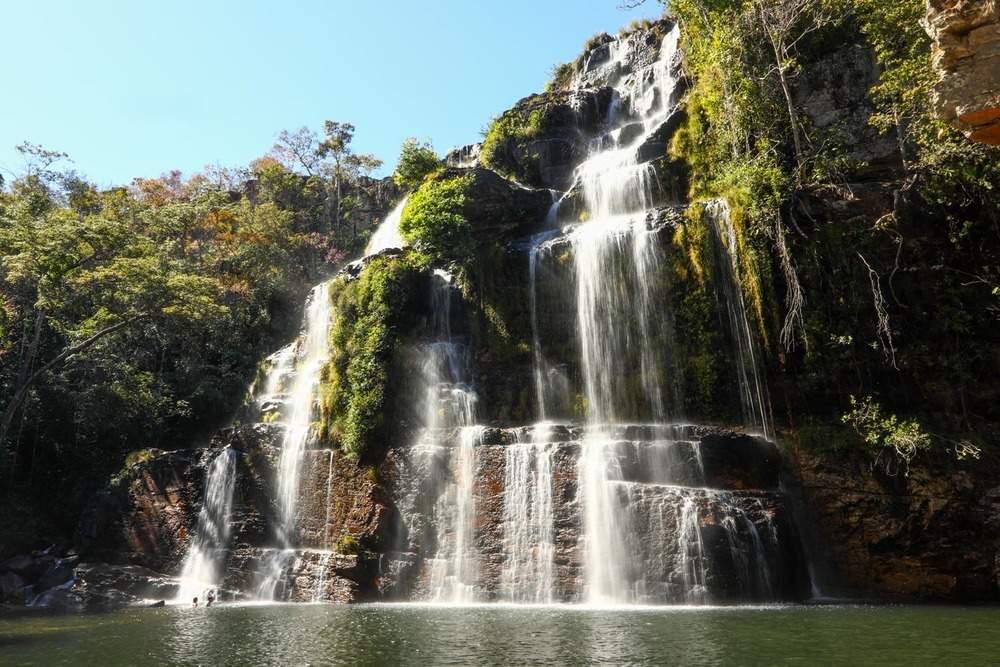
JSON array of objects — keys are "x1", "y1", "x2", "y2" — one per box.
[{"x1": 2, "y1": 604, "x2": 1000, "y2": 666}]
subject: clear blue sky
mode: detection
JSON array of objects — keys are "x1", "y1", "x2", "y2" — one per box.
[{"x1": 0, "y1": 1, "x2": 663, "y2": 188}]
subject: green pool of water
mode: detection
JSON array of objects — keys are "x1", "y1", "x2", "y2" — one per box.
[{"x1": 1, "y1": 603, "x2": 997, "y2": 666}]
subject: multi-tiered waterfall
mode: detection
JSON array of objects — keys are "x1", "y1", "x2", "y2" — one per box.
[
  {"x1": 254, "y1": 282, "x2": 332, "y2": 599},
  {"x1": 174, "y1": 282, "x2": 335, "y2": 602},
  {"x1": 172, "y1": 20, "x2": 810, "y2": 607}
]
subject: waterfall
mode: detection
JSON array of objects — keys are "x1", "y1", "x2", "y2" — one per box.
[
  {"x1": 416, "y1": 271, "x2": 483, "y2": 602},
  {"x1": 256, "y1": 282, "x2": 332, "y2": 599},
  {"x1": 524, "y1": 25, "x2": 784, "y2": 605},
  {"x1": 172, "y1": 279, "x2": 332, "y2": 603},
  {"x1": 499, "y1": 423, "x2": 556, "y2": 603},
  {"x1": 528, "y1": 235, "x2": 570, "y2": 420},
  {"x1": 312, "y1": 552, "x2": 332, "y2": 603},
  {"x1": 560, "y1": 25, "x2": 686, "y2": 604},
  {"x1": 166, "y1": 22, "x2": 804, "y2": 607},
  {"x1": 175, "y1": 447, "x2": 237, "y2": 602},
  {"x1": 275, "y1": 282, "x2": 332, "y2": 542},
  {"x1": 365, "y1": 196, "x2": 410, "y2": 256},
  {"x1": 705, "y1": 200, "x2": 774, "y2": 440},
  {"x1": 674, "y1": 495, "x2": 708, "y2": 603},
  {"x1": 529, "y1": 242, "x2": 548, "y2": 421}
]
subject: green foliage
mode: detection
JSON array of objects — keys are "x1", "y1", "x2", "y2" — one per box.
[
  {"x1": 335, "y1": 534, "x2": 360, "y2": 555},
  {"x1": 393, "y1": 138, "x2": 443, "y2": 192},
  {"x1": 842, "y1": 395, "x2": 932, "y2": 475},
  {"x1": 850, "y1": 0, "x2": 1000, "y2": 209},
  {"x1": 109, "y1": 448, "x2": 164, "y2": 487},
  {"x1": 320, "y1": 254, "x2": 424, "y2": 460},
  {"x1": 0, "y1": 139, "x2": 365, "y2": 539},
  {"x1": 479, "y1": 108, "x2": 548, "y2": 178},
  {"x1": 398, "y1": 175, "x2": 474, "y2": 265},
  {"x1": 545, "y1": 63, "x2": 576, "y2": 92}
]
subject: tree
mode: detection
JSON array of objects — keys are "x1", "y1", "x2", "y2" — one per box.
[
  {"x1": 752, "y1": 0, "x2": 833, "y2": 183},
  {"x1": 393, "y1": 138, "x2": 442, "y2": 192},
  {"x1": 271, "y1": 127, "x2": 322, "y2": 176},
  {"x1": 315, "y1": 121, "x2": 382, "y2": 234},
  {"x1": 0, "y1": 207, "x2": 225, "y2": 454}
]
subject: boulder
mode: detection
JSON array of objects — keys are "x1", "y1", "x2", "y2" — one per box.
[
  {"x1": 486, "y1": 88, "x2": 616, "y2": 189},
  {"x1": 72, "y1": 562, "x2": 177, "y2": 602},
  {"x1": 36, "y1": 556, "x2": 78, "y2": 592}
]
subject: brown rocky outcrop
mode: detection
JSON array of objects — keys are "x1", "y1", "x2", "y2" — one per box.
[
  {"x1": 75, "y1": 450, "x2": 202, "y2": 571},
  {"x1": 925, "y1": 0, "x2": 1000, "y2": 144},
  {"x1": 70, "y1": 422, "x2": 392, "y2": 605},
  {"x1": 390, "y1": 425, "x2": 809, "y2": 603},
  {"x1": 794, "y1": 449, "x2": 1000, "y2": 601}
]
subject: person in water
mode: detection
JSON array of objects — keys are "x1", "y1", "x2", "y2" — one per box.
[
  {"x1": 192, "y1": 597, "x2": 199, "y2": 608},
  {"x1": 206, "y1": 590, "x2": 215, "y2": 607}
]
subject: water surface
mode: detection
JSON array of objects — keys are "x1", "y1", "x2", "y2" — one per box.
[{"x1": 1, "y1": 603, "x2": 997, "y2": 666}]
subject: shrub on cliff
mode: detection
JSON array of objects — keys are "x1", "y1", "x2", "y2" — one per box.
[
  {"x1": 320, "y1": 255, "x2": 424, "y2": 460},
  {"x1": 398, "y1": 174, "x2": 475, "y2": 265},
  {"x1": 546, "y1": 63, "x2": 575, "y2": 92},
  {"x1": 393, "y1": 138, "x2": 442, "y2": 192},
  {"x1": 479, "y1": 109, "x2": 548, "y2": 179}
]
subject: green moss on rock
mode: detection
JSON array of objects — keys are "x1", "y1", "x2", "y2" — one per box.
[
  {"x1": 319, "y1": 254, "x2": 425, "y2": 460},
  {"x1": 480, "y1": 108, "x2": 549, "y2": 180}
]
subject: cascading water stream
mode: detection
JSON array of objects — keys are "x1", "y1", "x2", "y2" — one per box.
[
  {"x1": 256, "y1": 282, "x2": 332, "y2": 599},
  {"x1": 417, "y1": 270, "x2": 483, "y2": 602},
  {"x1": 499, "y1": 423, "x2": 556, "y2": 603},
  {"x1": 528, "y1": 24, "x2": 783, "y2": 604},
  {"x1": 705, "y1": 200, "x2": 774, "y2": 440},
  {"x1": 365, "y1": 196, "x2": 410, "y2": 256},
  {"x1": 175, "y1": 447, "x2": 238, "y2": 602},
  {"x1": 566, "y1": 25, "x2": 686, "y2": 604}
]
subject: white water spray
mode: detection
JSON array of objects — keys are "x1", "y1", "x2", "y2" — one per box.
[
  {"x1": 365, "y1": 196, "x2": 410, "y2": 257},
  {"x1": 175, "y1": 447, "x2": 238, "y2": 602}
]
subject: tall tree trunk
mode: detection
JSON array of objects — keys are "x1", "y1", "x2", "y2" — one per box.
[
  {"x1": 762, "y1": 12, "x2": 806, "y2": 182},
  {"x1": 775, "y1": 61, "x2": 805, "y2": 182},
  {"x1": 334, "y1": 171, "x2": 342, "y2": 231}
]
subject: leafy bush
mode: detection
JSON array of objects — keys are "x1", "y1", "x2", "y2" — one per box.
[
  {"x1": 393, "y1": 138, "x2": 442, "y2": 192},
  {"x1": 398, "y1": 174, "x2": 474, "y2": 265},
  {"x1": 545, "y1": 63, "x2": 576, "y2": 92},
  {"x1": 109, "y1": 448, "x2": 164, "y2": 486},
  {"x1": 335, "y1": 534, "x2": 360, "y2": 554},
  {"x1": 842, "y1": 395, "x2": 932, "y2": 475},
  {"x1": 320, "y1": 255, "x2": 423, "y2": 460}
]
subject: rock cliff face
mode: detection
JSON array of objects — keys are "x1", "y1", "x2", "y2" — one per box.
[
  {"x1": 75, "y1": 425, "x2": 388, "y2": 604},
  {"x1": 795, "y1": 450, "x2": 1000, "y2": 601},
  {"x1": 385, "y1": 425, "x2": 808, "y2": 603},
  {"x1": 925, "y1": 0, "x2": 1000, "y2": 144}
]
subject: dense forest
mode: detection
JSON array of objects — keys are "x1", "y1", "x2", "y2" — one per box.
[{"x1": 0, "y1": 124, "x2": 418, "y2": 545}]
